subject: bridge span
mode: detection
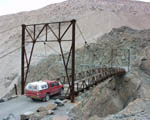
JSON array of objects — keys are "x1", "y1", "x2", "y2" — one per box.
[{"x1": 55, "y1": 67, "x2": 126, "y2": 99}]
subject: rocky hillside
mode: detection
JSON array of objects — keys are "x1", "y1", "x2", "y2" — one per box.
[
  {"x1": 68, "y1": 26, "x2": 150, "y2": 120},
  {"x1": 1, "y1": 0, "x2": 150, "y2": 98},
  {"x1": 7, "y1": 26, "x2": 150, "y2": 120}
]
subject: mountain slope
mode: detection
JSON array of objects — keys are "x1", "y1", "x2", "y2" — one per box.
[{"x1": 1, "y1": 0, "x2": 150, "y2": 98}]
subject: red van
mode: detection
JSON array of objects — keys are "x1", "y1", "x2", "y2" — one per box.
[{"x1": 25, "y1": 80, "x2": 64, "y2": 101}]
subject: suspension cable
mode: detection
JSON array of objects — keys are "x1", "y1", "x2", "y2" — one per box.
[
  {"x1": 0, "y1": 47, "x2": 21, "y2": 59},
  {"x1": 45, "y1": 43, "x2": 60, "y2": 55},
  {"x1": 27, "y1": 27, "x2": 61, "y2": 55},
  {"x1": 76, "y1": 22, "x2": 88, "y2": 45},
  {"x1": 0, "y1": 25, "x2": 20, "y2": 34},
  {"x1": 44, "y1": 42, "x2": 47, "y2": 56}
]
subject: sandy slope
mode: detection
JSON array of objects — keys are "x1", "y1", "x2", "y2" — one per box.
[{"x1": 1, "y1": 0, "x2": 150, "y2": 98}]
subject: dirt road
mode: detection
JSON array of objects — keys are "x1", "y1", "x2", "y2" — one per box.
[{"x1": 0, "y1": 95, "x2": 74, "y2": 120}]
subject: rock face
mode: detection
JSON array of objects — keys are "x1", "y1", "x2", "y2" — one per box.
[
  {"x1": 2, "y1": 25, "x2": 150, "y2": 120},
  {"x1": 1, "y1": 0, "x2": 150, "y2": 98},
  {"x1": 70, "y1": 72, "x2": 141, "y2": 119},
  {"x1": 0, "y1": 1, "x2": 150, "y2": 118},
  {"x1": 1, "y1": 0, "x2": 150, "y2": 119},
  {"x1": 68, "y1": 26, "x2": 150, "y2": 120},
  {"x1": 3, "y1": 26, "x2": 150, "y2": 120}
]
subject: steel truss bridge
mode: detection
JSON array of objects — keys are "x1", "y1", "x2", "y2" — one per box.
[{"x1": 21, "y1": 19, "x2": 128, "y2": 102}]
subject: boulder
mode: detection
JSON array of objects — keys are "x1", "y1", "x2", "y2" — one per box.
[
  {"x1": 54, "y1": 99, "x2": 64, "y2": 106},
  {"x1": 139, "y1": 58, "x2": 150, "y2": 75},
  {"x1": 0, "y1": 99, "x2": 5, "y2": 103},
  {"x1": 37, "y1": 106, "x2": 47, "y2": 112},
  {"x1": 47, "y1": 103, "x2": 57, "y2": 110},
  {"x1": 20, "y1": 111, "x2": 34, "y2": 120},
  {"x1": 52, "y1": 116, "x2": 69, "y2": 120},
  {"x1": 100, "y1": 98, "x2": 150, "y2": 120},
  {"x1": 37, "y1": 103, "x2": 57, "y2": 112},
  {"x1": 39, "y1": 111, "x2": 48, "y2": 118},
  {"x1": 47, "y1": 110, "x2": 54, "y2": 115}
]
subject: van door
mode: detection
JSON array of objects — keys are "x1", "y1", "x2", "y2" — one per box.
[
  {"x1": 54, "y1": 82, "x2": 60, "y2": 94},
  {"x1": 50, "y1": 82, "x2": 57, "y2": 95}
]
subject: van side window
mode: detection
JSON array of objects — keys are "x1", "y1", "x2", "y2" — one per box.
[
  {"x1": 41, "y1": 84, "x2": 48, "y2": 90},
  {"x1": 28, "y1": 85, "x2": 32, "y2": 89},
  {"x1": 51, "y1": 83, "x2": 54, "y2": 87},
  {"x1": 54, "y1": 82, "x2": 59, "y2": 86}
]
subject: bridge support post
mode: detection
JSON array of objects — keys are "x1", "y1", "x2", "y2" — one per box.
[
  {"x1": 21, "y1": 24, "x2": 25, "y2": 95},
  {"x1": 71, "y1": 19, "x2": 76, "y2": 103}
]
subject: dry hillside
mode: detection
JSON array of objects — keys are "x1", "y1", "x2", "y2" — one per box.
[
  {"x1": 69, "y1": 26, "x2": 150, "y2": 120},
  {"x1": 1, "y1": 0, "x2": 150, "y2": 98}
]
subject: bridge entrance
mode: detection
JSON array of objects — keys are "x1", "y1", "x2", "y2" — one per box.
[
  {"x1": 21, "y1": 20, "x2": 129, "y2": 102},
  {"x1": 21, "y1": 20, "x2": 76, "y2": 102}
]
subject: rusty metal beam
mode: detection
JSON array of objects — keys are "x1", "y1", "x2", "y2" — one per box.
[
  {"x1": 60, "y1": 23, "x2": 72, "y2": 40},
  {"x1": 66, "y1": 45, "x2": 72, "y2": 67},
  {"x1": 71, "y1": 19, "x2": 76, "y2": 102},
  {"x1": 58, "y1": 40, "x2": 71, "y2": 89},
  {"x1": 25, "y1": 28, "x2": 34, "y2": 42},
  {"x1": 26, "y1": 20, "x2": 72, "y2": 26},
  {"x1": 24, "y1": 42, "x2": 36, "y2": 84},
  {"x1": 47, "y1": 25, "x2": 59, "y2": 40},
  {"x1": 35, "y1": 25, "x2": 46, "y2": 40},
  {"x1": 45, "y1": 24, "x2": 48, "y2": 41},
  {"x1": 21, "y1": 19, "x2": 77, "y2": 103},
  {"x1": 26, "y1": 40, "x2": 72, "y2": 43},
  {"x1": 21, "y1": 24, "x2": 25, "y2": 95}
]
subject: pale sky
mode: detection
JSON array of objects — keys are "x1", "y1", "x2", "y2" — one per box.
[
  {"x1": 0, "y1": 0, "x2": 150, "y2": 16},
  {"x1": 137, "y1": 0, "x2": 150, "y2": 2},
  {"x1": 138, "y1": 0, "x2": 150, "y2": 1},
  {"x1": 0, "y1": 0, "x2": 66, "y2": 16}
]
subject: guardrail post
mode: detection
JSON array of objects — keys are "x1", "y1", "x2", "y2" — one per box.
[{"x1": 14, "y1": 84, "x2": 18, "y2": 95}]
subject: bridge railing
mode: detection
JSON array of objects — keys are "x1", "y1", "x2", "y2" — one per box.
[
  {"x1": 55, "y1": 67, "x2": 126, "y2": 84},
  {"x1": 74, "y1": 67, "x2": 126, "y2": 94},
  {"x1": 54, "y1": 67, "x2": 126, "y2": 97}
]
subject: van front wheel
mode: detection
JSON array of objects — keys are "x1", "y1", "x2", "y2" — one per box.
[
  {"x1": 43, "y1": 94, "x2": 49, "y2": 102},
  {"x1": 59, "y1": 88, "x2": 64, "y2": 95}
]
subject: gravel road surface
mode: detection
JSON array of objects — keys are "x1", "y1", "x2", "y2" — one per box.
[{"x1": 0, "y1": 95, "x2": 75, "y2": 120}]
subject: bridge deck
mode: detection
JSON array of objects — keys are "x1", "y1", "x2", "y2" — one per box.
[{"x1": 56, "y1": 67, "x2": 126, "y2": 99}]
